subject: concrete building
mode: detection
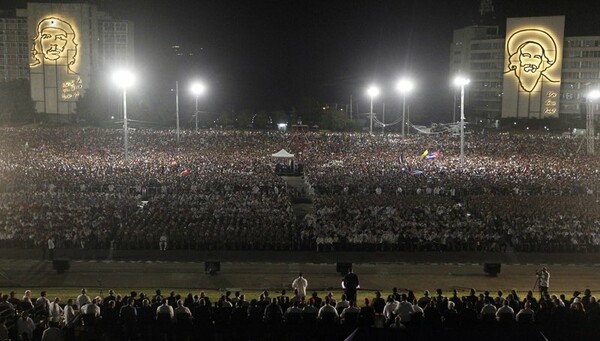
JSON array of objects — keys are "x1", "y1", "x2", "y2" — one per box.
[
  {"x1": 450, "y1": 25, "x2": 503, "y2": 120},
  {"x1": 0, "y1": 2, "x2": 133, "y2": 119},
  {"x1": 0, "y1": 13, "x2": 29, "y2": 81}
]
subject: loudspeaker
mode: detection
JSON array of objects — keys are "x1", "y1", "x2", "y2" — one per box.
[
  {"x1": 484, "y1": 263, "x2": 501, "y2": 277},
  {"x1": 53, "y1": 259, "x2": 70, "y2": 274},
  {"x1": 205, "y1": 261, "x2": 220, "y2": 275},
  {"x1": 336, "y1": 262, "x2": 352, "y2": 275}
]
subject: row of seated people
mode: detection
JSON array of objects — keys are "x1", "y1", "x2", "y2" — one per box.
[{"x1": 1, "y1": 287, "x2": 600, "y2": 340}]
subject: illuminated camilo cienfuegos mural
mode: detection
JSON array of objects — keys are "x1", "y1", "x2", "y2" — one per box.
[
  {"x1": 501, "y1": 17, "x2": 565, "y2": 119},
  {"x1": 506, "y1": 29, "x2": 558, "y2": 92},
  {"x1": 29, "y1": 15, "x2": 83, "y2": 114}
]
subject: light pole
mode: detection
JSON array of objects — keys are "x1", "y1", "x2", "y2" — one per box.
[
  {"x1": 454, "y1": 75, "x2": 470, "y2": 168},
  {"x1": 396, "y1": 78, "x2": 414, "y2": 138},
  {"x1": 175, "y1": 81, "x2": 180, "y2": 143},
  {"x1": 190, "y1": 82, "x2": 206, "y2": 132},
  {"x1": 112, "y1": 69, "x2": 135, "y2": 161},
  {"x1": 587, "y1": 89, "x2": 600, "y2": 155},
  {"x1": 453, "y1": 89, "x2": 457, "y2": 123},
  {"x1": 367, "y1": 85, "x2": 380, "y2": 134}
]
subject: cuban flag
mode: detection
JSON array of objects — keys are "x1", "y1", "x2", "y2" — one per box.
[{"x1": 424, "y1": 150, "x2": 439, "y2": 160}]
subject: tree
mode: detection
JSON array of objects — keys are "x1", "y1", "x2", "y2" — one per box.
[
  {"x1": 233, "y1": 109, "x2": 253, "y2": 129},
  {"x1": 216, "y1": 109, "x2": 235, "y2": 127},
  {"x1": 270, "y1": 107, "x2": 288, "y2": 126},
  {"x1": 252, "y1": 110, "x2": 270, "y2": 129},
  {"x1": 0, "y1": 79, "x2": 35, "y2": 124},
  {"x1": 321, "y1": 106, "x2": 357, "y2": 131},
  {"x1": 76, "y1": 76, "x2": 112, "y2": 124},
  {"x1": 295, "y1": 97, "x2": 321, "y2": 127}
]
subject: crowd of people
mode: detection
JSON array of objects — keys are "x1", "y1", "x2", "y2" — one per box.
[
  {"x1": 0, "y1": 282, "x2": 598, "y2": 340},
  {"x1": 0, "y1": 127, "x2": 599, "y2": 252}
]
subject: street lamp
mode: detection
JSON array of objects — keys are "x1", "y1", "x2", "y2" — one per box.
[
  {"x1": 396, "y1": 78, "x2": 414, "y2": 138},
  {"x1": 454, "y1": 75, "x2": 470, "y2": 168},
  {"x1": 587, "y1": 89, "x2": 600, "y2": 155},
  {"x1": 112, "y1": 69, "x2": 135, "y2": 161},
  {"x1": 190, "y1": 82, "x2": 206, "y2": 132},
  {"x1": 367, "y1": 85, "x2": 380, "y2": 134}
]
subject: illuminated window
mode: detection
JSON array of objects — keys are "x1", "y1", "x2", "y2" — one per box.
[
  {"x1": 581, "y1": 72, "x2": 600, "y2": 79},
  {"x1": 582, "y1": 51, "x2": 600, "y2": 58},
  {"x1": 471, "y1": 52, "x2": 491, "y2": 59},
  {"x1": 581, "y1": 61, "x2": 600, "y2": 68},
  {"x1": 471, "y1": 43, "x2": 492, "y2": 50}
]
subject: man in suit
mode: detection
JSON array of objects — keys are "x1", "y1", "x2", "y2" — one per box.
[{"x1": 342, "y1": 268, "x2": 360, "y2": 302}]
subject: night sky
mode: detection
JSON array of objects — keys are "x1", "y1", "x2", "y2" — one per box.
[{"x1": 3, "y1": 0, "x2": 600, "y2": 122}]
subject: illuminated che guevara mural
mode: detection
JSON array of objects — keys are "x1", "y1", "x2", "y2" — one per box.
[
  {"x1": 501, "y1": 16, "x2": 565, "y2": 119},
  {"x1": 29, "y1": 11, "x2": 85, "y2": 115},
  {"x1": 31, "y1": 17, "x2": 78, "y2": 71}
]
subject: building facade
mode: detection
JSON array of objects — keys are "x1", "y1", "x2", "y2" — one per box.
[
  {"x1": 0, "y1": 2, "x2": 133, "y2": 118},
  {"x1": 450, "y1": 16, "x2": 600, "y2": 120},
  {"x1": 0, "y1": 13, "x2": 29, "y2": 81}
]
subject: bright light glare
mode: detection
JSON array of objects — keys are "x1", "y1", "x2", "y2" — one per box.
[
  {"x1": 112, "y1": 69, "x2": 135, "y2": 88},
  {"x1": 396, "y1": 78, "x2": 414, "y2": 93},
  {"x1": 367, "y1": 85, "x2": 380, "y2": 98},
  {"x1": 454, "y1": 76, "x2": 470, "y2": 87},
  {"x1": 191, "y1": 82, "x2": 206, "y2": 96},
  {"x1": 588, "y1": 89, "x2": 600, "y2": 100}
]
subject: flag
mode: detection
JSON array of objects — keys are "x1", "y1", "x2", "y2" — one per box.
[
  {"x1": 420, "y1": 149, "x2": 428, "y2": 159},
  {"x1": 424, "y1": 150, "x2": 439, "y2": 160}
]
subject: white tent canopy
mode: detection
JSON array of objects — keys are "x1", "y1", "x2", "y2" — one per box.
[{"x1": 271, "y1": 149, "x2": 294, "y2": 158}]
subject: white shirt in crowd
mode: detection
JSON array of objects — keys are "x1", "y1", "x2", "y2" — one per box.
[
  {"x1": 291, "y1": 275, "x2": 308, "y2": 298},
  {"x1": 77, "y1": 293, "x2": 91, "y2": 309}
]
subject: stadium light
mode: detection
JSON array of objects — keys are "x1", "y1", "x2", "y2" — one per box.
[
  {"x1": 396, "y1": 78, "x2": 414, "y2": 138},
  {"x1": 190, "y1": 81, "x2": 206, "y2": 132},
  {"x1": 367, "y1": 85, "x2": 380, "y2": 134},
  {"x1": 454, "y1": 75, "x2": 470, "y2": 168},
  {"x1": 589, "y1": 90, "x2": 600, "y2": 100},
  {"x1": 112, "y1": 69, "x2": 135, "y2": 162}
]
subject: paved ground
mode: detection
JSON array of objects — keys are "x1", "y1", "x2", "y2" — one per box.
[
  {"x1": 4, "y1": 248, "x2": 600, "y2": 264},
  {"x1": 1, "y1": 249, "x2": 600, "y2": 296}
]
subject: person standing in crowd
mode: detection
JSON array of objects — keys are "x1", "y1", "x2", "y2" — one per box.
[
  {"x1": 291, "y1": 273, "x2": 308, "y2": 299},
  {"x1": 0, "y1": 319, "x2": 8, "y2": 341},
  {"x1": 537, "y1": 267, "x2": 550, "y2": 296},
  {"x1": 372, "y1": 291, "x2": 386, "y2": 314},
  {"x1": 47, "y1": 237, "x2": 55, "y2": 260},
  {"x1": 317, "y1": 297, "x2": 338, "y2": 320},
  {"x1": 63, "y1": 299, "x2": 76, "y2": 325},
  {"x1": 156, "y1": 298, "x2": 174, "y2": 319},
  {"x1": 159, "y1": 233, "x2": 168, "y2": 251},
  {"x1": 48, "y1": 297, "x2": 63, "y2": 323},
  {"x1": 17, "y1": 312, "x2": 35, "y2": 341},
  {"x1": 342, "y1": 268, "x2": 360, "y2": 302},
  {"x1": 77, "y1": 288, "x2": 91, "y2": 309},
  {"x1": 41, "y1": 321, "x2": 62, "y2": 341}
]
